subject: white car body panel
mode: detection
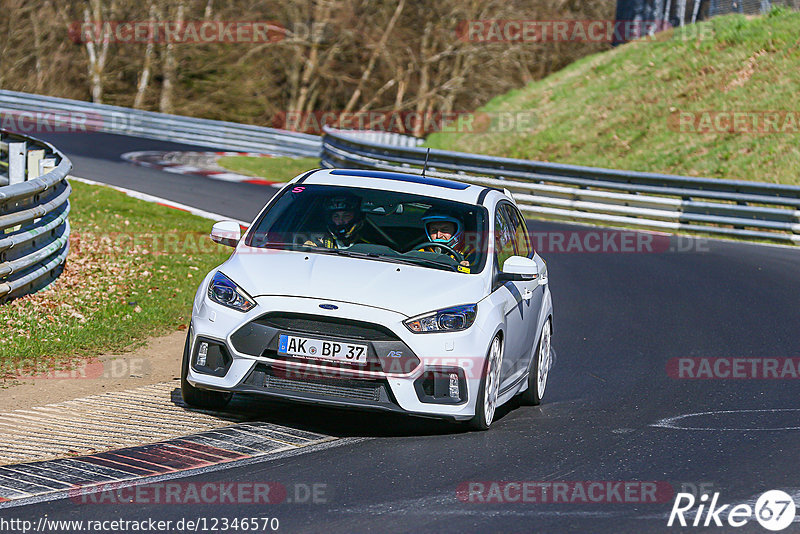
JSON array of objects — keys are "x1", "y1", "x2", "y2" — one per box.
[
  {"x1": 216, "y1": 248, "x2": 490, "y2": 318},
  {"x1": 187, "y1": 169, "x2": 554, "y2": 424}
]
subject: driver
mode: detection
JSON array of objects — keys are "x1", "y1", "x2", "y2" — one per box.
[
  {"x1": 305, "y1": 194, "x2": 368, "y2": 249},
  {"x1": 419, "y1": 210, "x2": 475, "y2": 267}
]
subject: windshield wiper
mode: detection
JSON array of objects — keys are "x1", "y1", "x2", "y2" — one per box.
[
  {"x1": 389, "y1": 255, "x2": 460, "y2": 272},
  {"x1": 255, "y1": 243, "x2": 459, "y2": 272},
  {"x1": 328, "y1": 249, "x2": 458, "y2": 271},
  {"x1": 257, "y1": 242, "x2": 342, "y2": 253}
]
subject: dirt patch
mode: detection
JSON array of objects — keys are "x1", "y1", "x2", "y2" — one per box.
[
  {"x1": 0, "y1": 330, "x2": 185, "y2": 412},
  {"x1": 724, "y1": 49, "x2": 767, "y2": 91}
]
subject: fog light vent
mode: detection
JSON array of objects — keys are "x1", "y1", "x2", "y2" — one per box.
[
  {"x1": 413, "y1": 367, "x2": 466, "y2": 404},
  {"x1": 197, "y1": 342, "x2": 209, "y2": 366},
  {"x1": 449, "y1": 373, "x2": 459, "y2": 398},
  {"x1": 192, "y1": 338, "x2": 232, "y2": 377}
]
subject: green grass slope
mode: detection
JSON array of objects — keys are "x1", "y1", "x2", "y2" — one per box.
[
  {"x1": 216, "y1": 156, "x2": 319, "y2": 181},
  {"x1": 426, "y1": 10, "x2": 800, "y2": 184},
  {"x1": 0, "y1": 181, "x2": 231, "y2": 376}
]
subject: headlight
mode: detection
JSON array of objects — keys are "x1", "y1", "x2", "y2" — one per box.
[
  {"x1": 404, "y1": 304, "x2": 477, "y2": 333},
  {"x1": 207, "y1": 271, "x2": 256, "y2": 312}
]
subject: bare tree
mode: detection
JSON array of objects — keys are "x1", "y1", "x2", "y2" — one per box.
[
  {"x1": 0, "y1": 0, "x2": 614, "y2": 131},
  {"x1": 677, "y1": 0, "x2": 687, "y2": 24},
  {"x1": 158, "y1": 1, "x2": 184, "y2": 113},
  {"x1": 691, "y1": 0, "x2": 702, "y2": 23},
  {"x1": 29, "y1": 10, "x2": 45, "y2": 92},
  {"x1": 342, "y1": 0, "x2": 406, "y2": 115},
  {"x1": 83, "y1": 0, "x2": 115, "y2": 103},
  {"x1": 133, "y1": 3, "x2": 156, "y2": 109}
]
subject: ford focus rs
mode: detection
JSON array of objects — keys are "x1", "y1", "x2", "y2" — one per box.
[{"x1": 182, "y1": 168, "x2": 554, "y2": 429}]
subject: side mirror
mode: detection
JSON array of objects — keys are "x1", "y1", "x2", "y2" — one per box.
[
  {"x1": 210, "y1": 221, "x2": 242, "y2": 248},
  {"x1": 498, "y1": 256, "x2": 539, "y2": 282}
]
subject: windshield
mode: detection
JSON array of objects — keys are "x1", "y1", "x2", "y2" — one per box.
[{"x1": 245, "y1": 184, "x2": 488, "y2": 274}]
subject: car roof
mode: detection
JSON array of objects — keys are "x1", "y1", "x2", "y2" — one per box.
[{"x1": 295, "y1": 168, "x2": 503, "y2": 206}]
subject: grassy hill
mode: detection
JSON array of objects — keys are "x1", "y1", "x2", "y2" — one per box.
[{"x1": 426, "y1": 9, "x2": 800, "y2": 185}]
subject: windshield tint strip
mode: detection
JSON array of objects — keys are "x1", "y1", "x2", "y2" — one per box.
[{"x1": 329, "y1": 169, "x2": 470, "y2": 190}]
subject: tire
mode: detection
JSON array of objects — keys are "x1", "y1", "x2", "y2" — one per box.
[
  {"x1": 180, "y1": 327, "x2": 233, "y2": 410},
  {"x1": 520, "y1": 317, "x2": 552, "y2": 406},
  {"x1": 468, "y1": 335, "x2": 504, "y2": 431}
]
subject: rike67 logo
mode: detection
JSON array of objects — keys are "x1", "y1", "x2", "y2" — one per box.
[{"x1": 668, "y1": 490, "x2": 797, "y2": 531}]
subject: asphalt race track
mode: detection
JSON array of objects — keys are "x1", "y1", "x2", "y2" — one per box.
[
  {"x1": 33, "y1": 132, "x2": 276, "y2": 220},
  {"x1": 2, "y1": 132, "x2": 799, "y2": 533}
]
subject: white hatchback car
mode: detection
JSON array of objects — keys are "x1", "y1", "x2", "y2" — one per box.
[{"x1": 183, "y1": 168, "x2": 553, "y2": 429}]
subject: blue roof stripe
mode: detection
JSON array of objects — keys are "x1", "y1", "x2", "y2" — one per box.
[{"x1": 329, "y1": 169, "x2": 471, "y2": 190}]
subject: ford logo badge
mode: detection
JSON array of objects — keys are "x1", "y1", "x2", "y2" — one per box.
[{"x1": 319, "y1": 304, "x2": 338, "y2": 310}]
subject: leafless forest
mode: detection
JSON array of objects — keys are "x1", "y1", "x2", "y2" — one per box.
[{"x1": 0, "y1": 0, "x2": 613, "y2": 134}]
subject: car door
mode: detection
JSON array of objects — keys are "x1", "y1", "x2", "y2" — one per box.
[
  {"x1": 492, "y1": 202, "x2": 538, "y2": 391},
  {"x1": 506, "y1": 204, "x2": 544, "y2": 367}
]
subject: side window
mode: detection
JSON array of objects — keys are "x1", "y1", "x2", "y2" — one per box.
[
  {"x1": 494, "y1": 204, "x2": 517, "y2": 270},
  {"x1": 507, "y1": 205, "x2": 531, "y2": 258}
]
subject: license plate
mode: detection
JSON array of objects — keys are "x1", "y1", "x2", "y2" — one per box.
[{"x1": 278, "y1": 334, "x2": 368, "y2": 364}]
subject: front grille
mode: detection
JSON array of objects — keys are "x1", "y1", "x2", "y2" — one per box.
[
  {"x1": 231, "y1": 313, "x2": 421, "y2": 375},
  {"x1": 262, "y1": 349, "x2": 384, "y2": 373},
  {"x1": 254, "y1": 312, "x2": 398, "y2": 341},
  {"x1": 264, "y1": 374, "x2": 381, "y2": 402},
  {"x1": 243, "y1": 364, "x2": 389, "y2": 403}
]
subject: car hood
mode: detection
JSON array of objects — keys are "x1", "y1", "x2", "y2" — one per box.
[{"x1": 219, "y1": 247, "x2": 488, "y2": 318}]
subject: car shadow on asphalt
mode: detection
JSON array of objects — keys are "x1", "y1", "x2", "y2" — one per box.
[{"x1": 170, "y1": 387, "x2": 520, "y2": 438}]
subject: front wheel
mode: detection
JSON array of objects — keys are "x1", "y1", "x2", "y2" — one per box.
[
  {"x1": 520, "y1": 318, "x2": 552, "y2": 406},
  {"x1": 180, "y1": 327, "x2": 233, "y2": 410},
  {"x1": 468, "y1": 335, "x2": 503, "y2": 431}
]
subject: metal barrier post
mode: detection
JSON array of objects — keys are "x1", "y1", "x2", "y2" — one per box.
[
  {"x1": 8, "y1": 142, "x2": 26, "y2": 184},
  {"x1": 27, "y1": 149, "x2": 45, "y2": 180},
  {"x1": 40, "y1": 158, "x2": 57, "y2": 175}
]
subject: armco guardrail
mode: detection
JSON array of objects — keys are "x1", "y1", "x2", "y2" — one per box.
[
  {"x1": 0, "y1": 90, "x2": 321, "y2": 157},
  {"x1": 0, "y1": 129, "x2": 71, "y2": 303},
  {"x1": 322, "y1": 127, "x2": 800, "y2": 245},
  {"x1": 328, "y1": 130, "x2": 424, "y2": 148}
]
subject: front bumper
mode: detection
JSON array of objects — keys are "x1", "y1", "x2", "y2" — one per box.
[{"x1": 188, "y1": 294, "x2": 491, "y2": 421}]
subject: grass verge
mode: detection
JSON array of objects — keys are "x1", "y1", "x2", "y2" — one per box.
[
  {"x1": 0, "y1": 180, "x2": 231, "y2": 378},
  {"x1": 217, "y1": 156, "x2": 319, "y2": 181},
  {"x1": 426, "y1": 10, "x2": 800, "y2": 184}
]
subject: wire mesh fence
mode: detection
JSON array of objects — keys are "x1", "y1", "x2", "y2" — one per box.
[
  {"x1": 615, "y1": 0, "x2": 799, "y2": 32},
  {"x1": 707, "y1": 0, "x2": 799, "y2": 17}
]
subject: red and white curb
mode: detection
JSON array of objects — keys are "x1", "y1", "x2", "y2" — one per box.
[
  {"x1": 0, "y1": 381, "x2": 336, "y2": 505},
  {"x1": 121, "y1": 150, "x2": 280, "y2": 186}
]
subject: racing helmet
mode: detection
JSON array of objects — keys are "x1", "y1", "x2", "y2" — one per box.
[
  {"x1": 422, "y1": 209, "x2": 463, "y2": 248},
  {"x1": 325, "y1": 194, "x2": 363, "y2": 240}
]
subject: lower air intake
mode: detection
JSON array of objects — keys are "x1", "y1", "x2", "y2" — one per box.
[{"x1": 264, "y1": 374, "x2": 382, "y2": 402}]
